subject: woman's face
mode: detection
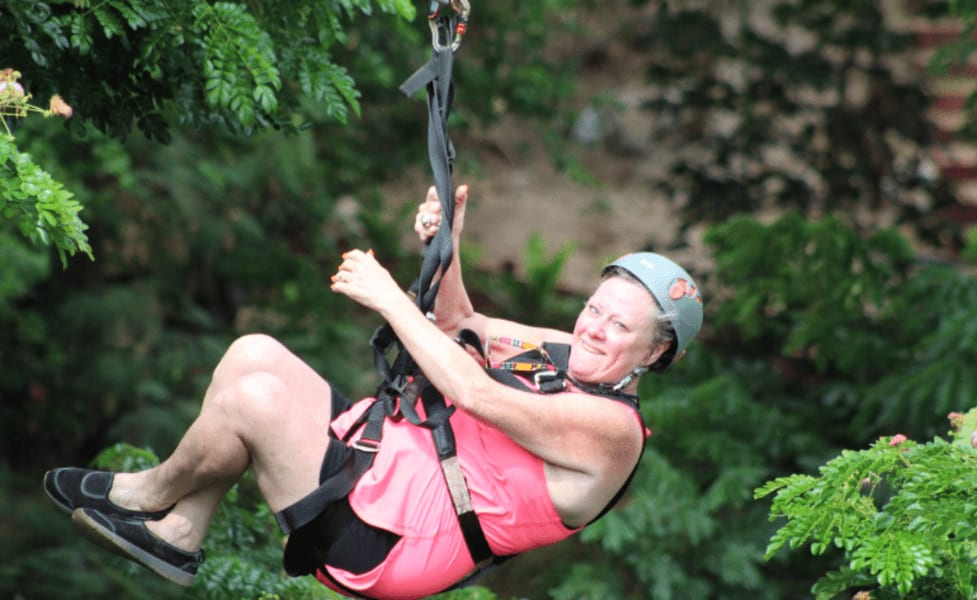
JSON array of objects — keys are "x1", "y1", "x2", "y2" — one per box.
[{"x1": 567, "y1": 277, "x2": 660, "y2": 385}]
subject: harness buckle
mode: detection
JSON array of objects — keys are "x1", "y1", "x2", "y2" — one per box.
[
  {"x1": 352, "y1": 437, "x2": 381, "y2": 453},
  {"x1": 533, "y1": 370, "x2": 567, "y2": 394}
]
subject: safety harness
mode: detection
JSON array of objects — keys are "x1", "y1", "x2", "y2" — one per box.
[
  {"x1": 274, "y1": 1, "x2": 643, "y2": 588},
  {"x1": 273, "y1": 332, "x2": 647, "y2": 563},
  {"x1": 274, "y1": 0, "x2": 485, "y2": 555}
]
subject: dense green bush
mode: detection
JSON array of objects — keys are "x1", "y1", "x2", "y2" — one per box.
[
  {"x1": 7, "y1": 1, "x2": 977, "y2": 599},
  {"x1": 758, "y1": 410, "x2": 977, "y2": 599}
]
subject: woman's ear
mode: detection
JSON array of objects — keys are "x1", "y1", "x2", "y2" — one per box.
[{"x1": 644, "y1": 341, "x2": 671, "y2": 367}]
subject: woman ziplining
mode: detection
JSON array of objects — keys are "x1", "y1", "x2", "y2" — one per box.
[
  {"x1": 41, "y1": 3, "x2": 704, "y2": 598},
  {"x1": 44, "y1": 184, "x2": 702, "y2": 598}
]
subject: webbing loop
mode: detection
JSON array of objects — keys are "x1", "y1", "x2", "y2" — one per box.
[
  {"x1": 383, "y1": 0, "x2": 467, "y2": 384},
  {"x1": 411, "y1": 43, "x2": 456, "y2": 316}
]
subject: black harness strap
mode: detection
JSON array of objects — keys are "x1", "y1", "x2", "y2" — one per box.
[
  {"x1": 400, "y1": 2, "x2": 460, "y2": 315},
  {"x1": 274, "y1": 393, "x2": 389, "y2": 535},
  {"x1": 276, "y1": 4, "x2": 495, "y2": 570},
  {"x1": 418, "y1": 381, "x2": 495, "y2": 565},
  {"x1": 382, "y1": 5, "x2": 496, "y2": 567}
]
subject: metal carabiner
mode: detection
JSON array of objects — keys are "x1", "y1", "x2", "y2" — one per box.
[{"x1": 428, "y1": 0, "x2": 470, "y2": 52}]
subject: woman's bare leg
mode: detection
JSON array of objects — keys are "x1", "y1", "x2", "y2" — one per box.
[{"x1": 104, "y1": 334, "x2": 339, "y2": 551}]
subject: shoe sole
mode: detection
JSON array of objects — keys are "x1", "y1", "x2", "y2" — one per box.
[
  {"x1": 43, "y1": 471, "x2": 73, "y2": 515},
  {"x1": 71, "y1": 509, "x2": 195, "y2": 587}
]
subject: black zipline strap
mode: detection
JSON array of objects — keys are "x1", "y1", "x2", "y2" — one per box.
[
  {"x1": 400, "y1": 14, "x2": 458, "y2": 317},
  {"x1": 396, "y1": 31, "x2": 499, "y2": 547},
  {"x1": 367, "y1": 12, "x2": 461, "y2": 405},
  {"x1": 277, "y1": 5, "x2": 497, "y2": 570}
]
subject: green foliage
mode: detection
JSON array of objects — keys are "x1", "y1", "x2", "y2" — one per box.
[
  {"x1": 455, "y1": 0, "x2": 581, "y2": 121},
  {"x1": 732, "y1": 216, "x2": 977, "y2": 598},
  {"x1": 1, "y1": 1, "x2": 416, "y2": 139},
  {"x1": 964, "y1": 224, "x2": 977, "y2": 263},
  {"x1": 860, "y1": 262, "x2": 977, "y2": 435},
  {"x1": 0, "y1": 0, "x2": 416, "y2": 255},
  {"x1": 9, "y1": 1, "x2": 977, "y2": 599},
  {"x1": 704, "y1": 213, "x2": 977, "y2": 441},
  {"x1": 0, "y1": 0, "x2": 586, "y2": 258},
  {"x1": 0, "y1": 225, "x2": 51, "y2": 310},
  {"x1": 93, "y1": 442, "x2": 164, "y2": 472},
  {"x1": 550, "y1": 562, "x2": 635, "y2": 599},
  {"x1": 0, "y1": 135, "x2": 91, "y2": 265},
  {"x1": 756, "y1": 410, "x2": 977, "y2": 599},
  {"x1": 705, "y1": 213, "x2": 915, "y2": 377},
  {"x1": 195, "y1": 2, "x2": 283, "y2": 130},
  {"x1": 0, "y1": 68, "x2": 90, "y2": 263},
  {"x1": 469, "y1": 233, "x2": 580, "y2": 328}
]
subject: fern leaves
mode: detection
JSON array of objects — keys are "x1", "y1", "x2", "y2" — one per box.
[
  {"x1": 195, "y1": 3, "x2": 281, "y2": 131},
  {"x1": 0, "y1": 136, "x2": 91, "y2": 266},
  {"x1": 2, "y1": 0, "x2": 417, "y2": 256},
  {"x1": 298, "y1": 56, "x2": 361, "y2": 125},
  {"x1": 757, "y1": 419, "x2": 977, "y2": 598},
  {"x1": 6, "y1": 1, "x2": 415, "y2": 138}
]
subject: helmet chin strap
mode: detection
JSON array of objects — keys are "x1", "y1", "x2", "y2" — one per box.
[{"x1": 612, "y1": 366, "x2": 649, "y2": 392}]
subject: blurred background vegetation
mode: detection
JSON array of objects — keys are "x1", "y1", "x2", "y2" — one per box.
[{"x1": 6, "y1": 0, "x2": 977, "y2": 598}]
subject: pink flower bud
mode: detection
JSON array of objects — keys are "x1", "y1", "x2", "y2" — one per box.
[
  {"x1": 49, "y1": 94, "x2": 72, "y2": 119},
  {"x1": 889, "y1": 434, "x2": 908, "y2": 447},
  {"x1": 949, "y1": 412, "x2": 965, "y2": 430},
  {"x1": 971, "y1": 430, "x2": 977, "y2": 449},
  {"x1": 0, "y1": 81, "x2": 25, "y2": 98}
]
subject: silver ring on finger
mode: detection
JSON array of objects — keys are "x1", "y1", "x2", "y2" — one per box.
[{"x1": 420, "y1": 214, "x2": 432, "y2": 228}]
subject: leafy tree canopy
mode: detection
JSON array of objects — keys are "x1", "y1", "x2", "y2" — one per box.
[
  {"x1": 6, "y1": 0, "x2": 417, "y2": 137},
  {"x1": 0, "y1": 0, "x2": 416, "y2": 265}
]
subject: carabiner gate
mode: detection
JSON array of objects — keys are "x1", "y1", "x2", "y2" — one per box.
[{"x1": 428, "y1": 0, "x2": 470, "y2": 52}]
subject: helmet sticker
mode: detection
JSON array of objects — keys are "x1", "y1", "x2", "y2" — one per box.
[{"x1": 668, "y1": 278, "x2": 702, "y2": 304}]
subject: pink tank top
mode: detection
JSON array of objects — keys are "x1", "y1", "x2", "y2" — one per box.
[{"x1": 319, "y1": 387, "x2": 643, "y2": 599}]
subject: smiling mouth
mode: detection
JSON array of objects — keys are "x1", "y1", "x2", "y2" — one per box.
[{"x1": 580, "y1": 340, "x2": 603, "y2": 355}]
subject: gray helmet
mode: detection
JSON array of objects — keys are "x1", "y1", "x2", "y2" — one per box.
[{"x1": 603, "y1": 252, "x2": 703, "y2": 367}]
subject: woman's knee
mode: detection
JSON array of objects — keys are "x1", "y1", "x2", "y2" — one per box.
[
  {"x1": 211, "y1": 370, "x2": 289, "y2": 425},
  {"x1": 205, "y1": 333, "x2": 334, "y2": 430},
  {"x1": 213, "y1": 334, "x2": 289, "y2": 382}
]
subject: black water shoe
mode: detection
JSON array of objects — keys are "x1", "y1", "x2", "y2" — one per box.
[
  {"x1": 43, "y1": 468, "x2": 170, "y2": 520},
  {"x1": 72, "y1": 507, "x2": 204, "y2": 586}
]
